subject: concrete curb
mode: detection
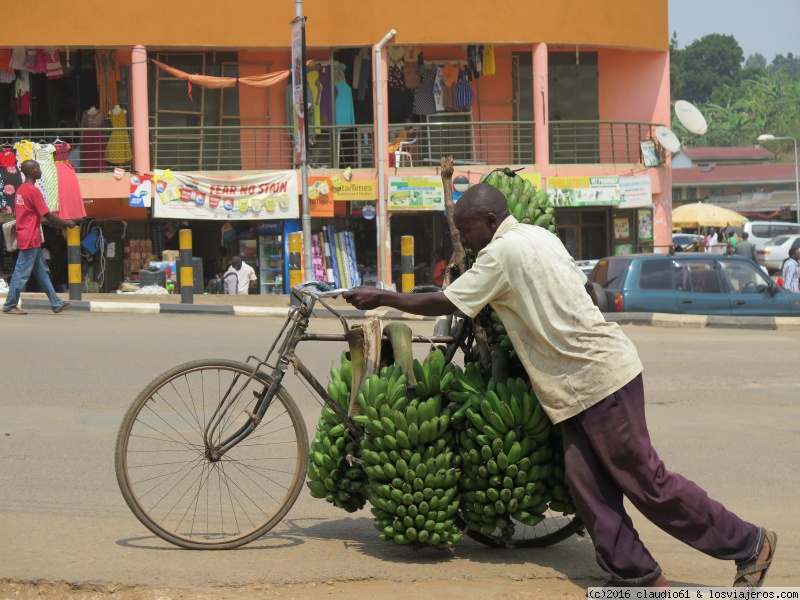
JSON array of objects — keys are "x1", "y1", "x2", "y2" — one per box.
[{"x1": 10, "y1": 297, "x2": 800, "y2": 330}]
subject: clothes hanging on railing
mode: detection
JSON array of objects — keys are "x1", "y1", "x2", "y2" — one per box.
[
  {"x1": 95, "y1": 50, "x2": 120, "y2": 115},
  {"x1": 413, "y1": 65, "x2": 439, "y2": 116},
  {"x1": 33, "y1": 142, "x2": 59, "y2": 212},
  {"x1": 53, "y1": 141, "x2": 86, "y2": 219},
  {"x1": 81, "y1": 107, "x2": 105, "y2": 173},
  {"x1": 0, "y1": 144, "x2": 21, "y2": 214},
  {"x1": 333, "y1": 62, "x2": 355, "y2": 127},
  {"x1": 105, "y1": 107, "x2": 132, "y2": 165},
  {"x1": 149, "y1": 59, "x2": 291, "y2": 89}
]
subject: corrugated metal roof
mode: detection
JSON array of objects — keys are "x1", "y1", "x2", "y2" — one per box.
[
  {"x1": 671, "y1": 163, "x2": 797, "y2": 186},
  {"x1": 679, "y1": 146, "x2": 774, "y2": 161}
]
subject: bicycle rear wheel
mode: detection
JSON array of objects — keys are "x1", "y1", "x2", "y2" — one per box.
[
  {"x1": 115, "y1": 359, "x2": 308, "y2": 550},
  {"x1": 457, "y1": 510, "x2": 583, "y2": 548}
]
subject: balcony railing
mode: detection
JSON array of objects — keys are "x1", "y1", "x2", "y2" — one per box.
[
  {"x1": 0, "y1": 120, "x2": 659, "y2": 176},
  {"x1": 0, "y1": 127, "x2": 133, "y2": 173},
  {"x1": 549, "y1": 121, "x2": 656, "y2": 165}
]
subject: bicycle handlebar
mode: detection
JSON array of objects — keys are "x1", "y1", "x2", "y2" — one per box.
[{"x1": 293, "y1": 280, "x2": 351, "y2": 299}]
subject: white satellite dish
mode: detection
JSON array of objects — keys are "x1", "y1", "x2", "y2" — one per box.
[
  {"x1": 656, "y1": 126, "x2": 682, "y2": 154},
  {"x1": 674, "y1": 100, "x2": 708, "y2": 136}
]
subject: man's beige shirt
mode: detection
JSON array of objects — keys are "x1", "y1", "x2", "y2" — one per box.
[{"x1": 444, "y1": 216, "x2": 642, "y2": 423}]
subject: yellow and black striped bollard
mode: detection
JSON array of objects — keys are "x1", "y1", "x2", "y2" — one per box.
[
  {"x1": 401, "y1": 235, "x2": 414, "y2": 293},
  {"x1": 66, "y1": 226, "x2": 82, "y2": 300},
  {"x1": 179, "y1": 228, "x2": 193, "y2": 304}
]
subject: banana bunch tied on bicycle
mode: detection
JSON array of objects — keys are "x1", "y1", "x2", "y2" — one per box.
[{"x1": 308, "y1": 168, "x2": 577, "y2": 548}]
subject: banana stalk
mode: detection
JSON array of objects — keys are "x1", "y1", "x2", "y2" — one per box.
[
  {"x1": 384, "y1": 322, "x2": 417, "y2": 385},
  {"x1": 346, "y1": 316, "x2": 383, "y2": 417}
]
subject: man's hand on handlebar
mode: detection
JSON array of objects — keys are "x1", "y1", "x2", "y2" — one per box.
[{"x1": 342, "y1": 286, "x2": 386, "y2": 311}]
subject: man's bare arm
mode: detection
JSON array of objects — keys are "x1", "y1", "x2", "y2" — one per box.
[{"x1": 343, "y1": 287, "x2": 457, "y2": 316}]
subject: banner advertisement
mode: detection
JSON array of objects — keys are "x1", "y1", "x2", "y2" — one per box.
[
  {"x1": 129, "y1": 173, "x2": 153, "y2": 208},
  {"x1": 388, "y1": 176, "x2": 444, "y2": 211},
  {"x1": 546, "y1": 176, "x2": 621, "y2": 206},
  {"x1": 637, "y1": 208, "x2": 654, "y2": 240},
  {"x1": 290, "y1": 17, "x2": 307, "y2": 166},
  {"x1": 619, "y1": 175, "x2": 653, "y2": 208},
  {"x1": 152, "y1": 170, "x2": 299, "y2": 220}
]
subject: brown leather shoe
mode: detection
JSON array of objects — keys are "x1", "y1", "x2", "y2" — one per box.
[{"x1": 53, "y1": 301, "x2": 72, "y2": 314}]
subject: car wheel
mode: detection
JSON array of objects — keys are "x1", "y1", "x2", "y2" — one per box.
[{"x1": 592, "y1": 282, "x2": 609, "y2": 312}]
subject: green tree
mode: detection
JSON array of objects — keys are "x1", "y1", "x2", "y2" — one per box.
[
  {"x1": 678, "y1": 34, "x2": 744, "y2": 103},
  {"x1": 670, "y1": 32, "x2": 685, "y2": 100},
  {"x1": 745, "y1": 53, "x2": 767, "y2": 70}
]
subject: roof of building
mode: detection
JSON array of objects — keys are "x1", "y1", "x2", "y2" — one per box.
[
  {"x1": 671, "y1": 163, "x2": 797, "y2": 186},
  {"x1": 679, "y1": 146, "x2": 775, "y2": 161},
  {"x1": 702, "y1": 190, "x2": 798, "y2": 214}
]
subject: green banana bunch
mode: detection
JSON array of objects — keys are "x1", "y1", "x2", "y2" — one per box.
[
  {"x1": 411, "y1": 349, "x2": 457, "y2": 401},
  {"x1": 359, "y1": 363, "x2": 463, "y2": 548},
  {"x1": 306, "y1": 352, "x2": 371, "y2": 512},
  {"x1": 484, "y1": 170, "x2": 558, "y2": 235},
  {"x1": 453, "y1": 374, "x2": 576, "y2": 534}
]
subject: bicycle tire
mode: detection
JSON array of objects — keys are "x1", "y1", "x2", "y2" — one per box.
[
  {"x1": 457, "y1": 511, "x2": 583, "y2": 548},
  {"x1": 115, "y1": 359, "x2": 308, "y2": 550}
]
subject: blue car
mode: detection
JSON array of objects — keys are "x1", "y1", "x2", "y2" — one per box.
[{"x1": 587, "y1": 253, "x2": 800, "y2": 316}]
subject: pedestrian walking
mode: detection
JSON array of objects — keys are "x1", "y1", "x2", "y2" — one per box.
[
  {"x1": 343, "y1": 183, "x2": 777, "y2": 588},
  {"x1": 734, "y1": 232, "x2": 758, "y2": 264},
  {"x1": 3, "y1": 160, "x2": 76, "y2": 315}
]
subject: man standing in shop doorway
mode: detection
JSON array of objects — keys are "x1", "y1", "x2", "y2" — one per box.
[
  {"x1": 224, "y1": 255, "x2": 256, "y2": 294},
  {"x1": 3, "y1": 160, "x2": 76, "y2": 315}
]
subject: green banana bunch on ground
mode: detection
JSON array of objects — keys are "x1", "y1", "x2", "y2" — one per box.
[
  {"x1": 356, "y1": 358, "x2": 463, "y2": 548},
  {"x1": 483, "y1": 170, "x2": 558, "y2": 235},
  {"x1": 306, "y1": 352, "x2": 371, "y2": 512},
  {"x1": 454, "y1": 375, "x2": 576, "y2": 535}
]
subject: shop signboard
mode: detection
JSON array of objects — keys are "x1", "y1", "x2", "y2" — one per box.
[
  {"x1": 388, "y1": 176, "x2": 444, "y2": 211},
  {"x1": 307, "y1": 176, "x2": 377, "y2": 217},
  {"x1": 546, "y1": 176, "x2": 621, "y2": 207},
  {"x1": 152, "y1": 169, "x2": 299, "y2": 220},
  {"x1": 619, "y1": 175, "x2": 653, "y2": 208},
  {"x1": 637, "y1": 208, "x2": 654, "y2": 240}
]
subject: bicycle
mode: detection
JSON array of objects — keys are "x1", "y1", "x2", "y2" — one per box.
[{"x1": 115, "y1": 281, "x2": 582, "y2": 550}]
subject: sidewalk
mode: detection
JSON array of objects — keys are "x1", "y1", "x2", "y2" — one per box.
[{"x1": 5, "y1": 291, "x2": 800, "y2": 330}]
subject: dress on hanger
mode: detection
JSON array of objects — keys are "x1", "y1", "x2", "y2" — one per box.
[
  {"x1": 433, "y1": 66, "x2": 446, "y2": 113},
  {"x1": 413, "y1": 65, "x2": 438, "y2": 116},
  {"x1": 81, "y1": 109, "x2": 106, "y2": 173},
  {"x1": 105, "y1": 109, "x2": 132, "y2": 165},
  {"x1": 333, "y1": 63, "x2": 355, "y2": 127},
  {"x1": 53, "y1": 142, "x2": 86, "y2": 219},
  {"x1": 0, "y1": 146, "x2": 21, "y2": 214},
  {"x1": 34, "y1": 143, "x2": 59, "y2": 212},
  {"x1": 318, "y1": 65, "x2": 334, "y2": 126},
  {"x1": 306, "y1": 67, "x2": 322, "y2": 135},
  {"x1": 455, "y1": 66, "x2": 474, "y2": 108},
  {"x1": 95, "y1": 50, "x2": 120, "y2": 114}
]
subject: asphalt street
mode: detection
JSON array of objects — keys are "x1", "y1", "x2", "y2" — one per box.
[{"x1": 1, "y1": 312, "x2": 798, "y2": 592}]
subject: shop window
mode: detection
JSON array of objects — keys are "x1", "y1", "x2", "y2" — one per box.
[
  {"x1": 556, "y1": 208, "x2": 609, "y2": 260},
  {"x1": 686, "y1": 187, "x2": 698, "y2": 200}
]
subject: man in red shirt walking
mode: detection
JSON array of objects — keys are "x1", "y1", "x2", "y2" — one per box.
[{"x1": 3, "y1": 160, "x2": 77, "y2": 315}]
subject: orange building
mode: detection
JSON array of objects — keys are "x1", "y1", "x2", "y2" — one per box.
[{"x1": 1, "y1": 0, "x2": 671, "y2": 291}]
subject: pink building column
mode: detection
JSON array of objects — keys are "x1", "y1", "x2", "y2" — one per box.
[
  {"x1": 532, "y1": 43, "x2": 549, "y2": 168},
  {"x1": 131, "y1": 45, "x2": 150, "y2": 174}
]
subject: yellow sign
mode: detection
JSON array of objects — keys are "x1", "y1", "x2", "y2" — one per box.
[
  {"x1": 517, "y1": 173, "x2": 542, "y2": 189},
  {"x1": 309, "y1": 177, "x2": 376, "y2": 201}
]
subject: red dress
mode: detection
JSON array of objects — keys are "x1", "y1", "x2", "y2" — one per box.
[
  {"x1": 53, "y1": 142, "x2": 86, "y2": 219},
  {"x1": 81, "y1": 109, "x2": 106, "y2": 173}
]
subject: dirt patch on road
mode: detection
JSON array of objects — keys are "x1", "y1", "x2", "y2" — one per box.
[{"x1": 1, "y1": 578, "x2": 592, "y2": 600}]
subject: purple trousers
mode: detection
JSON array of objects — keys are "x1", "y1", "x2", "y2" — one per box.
[{"x1": 561, "y1": 374, "x2": 761, "y2": 585}]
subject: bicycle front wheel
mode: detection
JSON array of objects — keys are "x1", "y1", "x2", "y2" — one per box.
[{"x1": 115, "y1": 359, "x2": 308, "y2": 550}]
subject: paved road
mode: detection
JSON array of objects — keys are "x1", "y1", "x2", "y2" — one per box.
[{"x1": 1, "y1": 312, "x2": 798, "y2": 593}]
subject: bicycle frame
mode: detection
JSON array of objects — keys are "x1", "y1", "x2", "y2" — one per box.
[{"x1": 203, "y1": 282, "x2": 465, "y2": 460}]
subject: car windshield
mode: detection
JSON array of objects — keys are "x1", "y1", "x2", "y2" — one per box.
[{"x1": 590, "y1": 259, "x2": 629, "y2": 290}]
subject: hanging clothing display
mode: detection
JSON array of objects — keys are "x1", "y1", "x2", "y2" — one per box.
[
  {"x1": 455, "y1": 67, "x2": 474, "y2": 108},
  {"x1": 387, "y1": 46, "x2": 405, "y2": 90},
  {"x1": 433, "y1": 66, "x2": 446, "y2": 113},
  {"x1": 53, "y1": 142, "x2": 86, "y2": 219},
  {"x1": 81, "y1": 108, "x2": 106, "y2": 173},
  {"x1": 9, "y1": 48, "x2": 26, "y2": 71},
  {"x1": 0, "y1": 145, "x2": 21, "y2": 214},
  {"x1": 34, "y1": 143, "x2": 59, "y2": 212},
  {"x1": 105, "y1": 108, "x2": 132, "y2": 165},
  {"x1": 95, "y1": 49, "x2": 120, "y2": 115},
  {"x1": 482, "y1": 45, "x2": 496, "y2": 76},
  {"x1": 306, "y1": 66, "x2": 322, "y2": 134},
  {"x1": 403, "y1": 47, "x2": 421, "y2": 89},
  {"x1": 318, "y1": 65, "x2": 334, "y2": 126},
  {"x1": 413, "y1": 65, "x2": 438, "y2": 116},
  {"x1": 333, "y1": 62, "x2": 355, "y2": 126},
  {"x1": 44, "y1": 49, "x2": 63, "y2": 79},
  {"x1": 14, "y1": 139, "x2": 35, "y2": 163}
]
